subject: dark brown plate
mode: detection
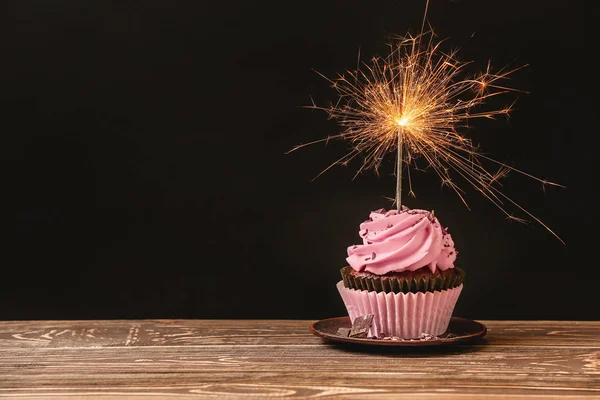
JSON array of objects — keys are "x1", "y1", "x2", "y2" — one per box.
[{"x1": 310, "y1": 317, "x2": 486, "y2": 347}]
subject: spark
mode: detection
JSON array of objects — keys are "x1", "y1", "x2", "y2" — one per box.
[
  {"x1": 288, "y1": 29, "x2": 564, "y2": 243},
  {"x1": 397, "y1": 117, "x2": 409, "y2": 126}
]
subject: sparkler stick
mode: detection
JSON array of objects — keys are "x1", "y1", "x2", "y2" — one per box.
[{"x1": 396, "y1": 125, "x2": 404, "y2": 210}]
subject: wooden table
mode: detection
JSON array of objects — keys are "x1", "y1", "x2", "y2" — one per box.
[{"x1": 0, "y1": 320, "x2": 598, "y2": 399}]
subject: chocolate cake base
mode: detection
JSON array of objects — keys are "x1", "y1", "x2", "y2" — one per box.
[{"x1": 340, "y1": 266, "x2": 465, "y2": 294}]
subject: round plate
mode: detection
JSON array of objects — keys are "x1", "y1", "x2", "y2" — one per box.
[{"x1": 310, "y1": 317, "x2": 486, "y2": 347}]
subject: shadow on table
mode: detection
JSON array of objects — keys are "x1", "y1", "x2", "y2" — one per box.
[{"x1": 325, "y1": 337, "x2": 488, "y2": 357}]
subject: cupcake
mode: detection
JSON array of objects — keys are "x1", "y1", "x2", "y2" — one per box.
[{"x1": 337, "y1": 207, "x2": 464, "y2": 339}]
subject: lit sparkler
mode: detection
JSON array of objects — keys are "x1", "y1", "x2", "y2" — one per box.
[{"x1": 289, "y1": 10, "x2": 563, "y2": 242}]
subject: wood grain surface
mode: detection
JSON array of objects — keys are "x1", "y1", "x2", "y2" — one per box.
[{"x1": 0, "y1": 320, "x2": 599, "y2": 399}]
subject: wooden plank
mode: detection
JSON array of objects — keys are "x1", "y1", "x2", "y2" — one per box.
[
  {"x1": 0, "y1": 320, "x2": 598, "y2": 398},
  {"x1": 1, "y1": 320, "x2": 598, "y2": 348},
  {"x1": 1, "y1": 346, "x2": 598, "y2": 385}
]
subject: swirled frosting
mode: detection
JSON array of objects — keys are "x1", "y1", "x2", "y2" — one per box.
[{"x1": 346, "y1": 208, "x2": 457, "y2": 274}]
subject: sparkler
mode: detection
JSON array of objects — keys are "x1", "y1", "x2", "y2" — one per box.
[{"x1": 289, "y1": 8, "x2": 563, "y2": 242}]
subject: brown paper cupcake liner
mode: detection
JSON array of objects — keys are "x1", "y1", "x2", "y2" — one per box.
[{"x1": 340, "y1": 266, "x2": 465, "y2": 294}]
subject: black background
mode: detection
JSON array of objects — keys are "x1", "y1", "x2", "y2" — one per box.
[{"x1": 1, "y1": 0, "x2": 597, "y2": 320}]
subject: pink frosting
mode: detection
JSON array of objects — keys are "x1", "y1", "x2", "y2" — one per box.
[{"x1": 346, "y1": 208, "x2": 457, "y2": 274}]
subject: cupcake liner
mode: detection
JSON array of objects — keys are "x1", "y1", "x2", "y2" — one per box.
[
  {"x1": 337, "y1": 281, "x2": 463, "y2": 339},
  {"x1": 341, "y1": 266, "x2": 464, "y2": 294}
]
